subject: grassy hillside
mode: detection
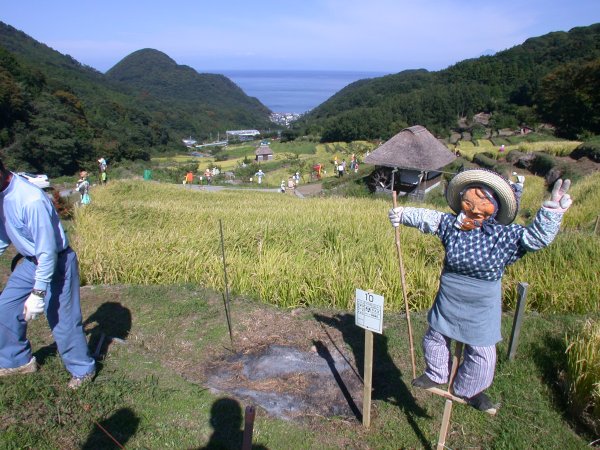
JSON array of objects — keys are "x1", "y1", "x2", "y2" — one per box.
[
  {"x1": 297, "y1": 23, "x2": 600, "y2": 141},
  {"x1": 0, "y1": 22, "x2": 273, "y2": 175}
]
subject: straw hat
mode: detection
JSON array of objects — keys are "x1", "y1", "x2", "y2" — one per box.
[{"x1": 446, "y1": 169, "x2": 518, "y2": 225}]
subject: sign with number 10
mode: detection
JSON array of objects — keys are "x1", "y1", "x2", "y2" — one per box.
[{"x1": 355, "y1": 289, "x2": 384, "y2": 334}]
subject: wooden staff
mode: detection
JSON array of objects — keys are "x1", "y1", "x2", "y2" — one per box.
[{"x1": 392, "y1": 190, "x2": 416, "y2": 379}]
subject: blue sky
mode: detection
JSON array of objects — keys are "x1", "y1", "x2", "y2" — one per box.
[{"x1": 2, "y1": 0, "x2": 599, "y2": 74}]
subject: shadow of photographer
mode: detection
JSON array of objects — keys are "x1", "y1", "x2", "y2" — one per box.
[{"x1": 81, "y1": 407, "x2": 140, "y2": 449}]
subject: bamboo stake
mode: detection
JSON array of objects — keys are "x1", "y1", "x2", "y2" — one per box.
[
  {"x1": 219, "y1": 219, "x2": 235, "y2": 351},
  {"x1": 392, "y1": 190, "x2": 417, "y2": 379}
]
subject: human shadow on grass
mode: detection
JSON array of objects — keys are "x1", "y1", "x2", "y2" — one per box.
[
  {"x1": 195, "y1": 397, "x2": 268, "y2": 450},
  {"x1": 81, "y1": 407, "x2": 140, "y2": 449},
  {"x1": 35, "y1": 301, "x2": 131, "y2": 378},
  {"x1": 313, "y1": 313, "x2": 431, "y2": 450},
  {"x1": 83, "y1": 301, "x2": 132, "y2": 359}
]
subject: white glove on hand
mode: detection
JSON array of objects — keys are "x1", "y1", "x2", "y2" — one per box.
[
  {"x1": 543, "y1": 179, "x2": 572, "y2": 213},
  {"x1": 388, "y1": 207, "x2": 404, "y2": 228},
  {"x1": 23, "y1": 291, "x2": 45, "y2": 321},
  {"x1": 512, "y1": 172, "x2": 525, "y2": 187}
]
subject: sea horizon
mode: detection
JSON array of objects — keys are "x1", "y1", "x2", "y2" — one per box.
[{"x1": 208, "y1": 69, "x2": 389, "y2": 114}]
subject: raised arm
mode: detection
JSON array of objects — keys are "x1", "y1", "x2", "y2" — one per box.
[
  {"x1": 521, "y1": 179, "x2": 572, "y2": 251},
  {"x1": 389, "y1": 206, "x2": 445, "y2": 235}
]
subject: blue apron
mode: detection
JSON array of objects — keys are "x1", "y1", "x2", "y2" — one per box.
[{"x1": 428, "y1": 271, "x2": 502, "y2": 346}]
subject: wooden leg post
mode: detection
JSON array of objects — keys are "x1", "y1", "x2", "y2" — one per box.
[
  {"x1": 435, "y1": 341, "x2": 464, "y2": 449},
  {"x1": 363, "y1": 330, "x2": 373, "y2": 428},
  {"x1": 437, "y1": 399, "x2": 453, "y2": 450}
]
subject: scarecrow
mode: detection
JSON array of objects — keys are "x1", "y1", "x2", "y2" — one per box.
[
  {"x1": 75, "y1": 171, "x2": 90, "y2": 204},
  {"x1": 388, "y1": 169, "x2": 572, "y2": 412}
]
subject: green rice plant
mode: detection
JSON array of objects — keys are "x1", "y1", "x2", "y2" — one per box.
[
  {"x1": 564, "y1": 319, "x2": 600, "y2": 435},
  {"x1": 73, "y1": 180, "x2": 598, "y2": 314}
]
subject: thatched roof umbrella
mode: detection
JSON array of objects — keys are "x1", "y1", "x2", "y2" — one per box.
[
  {"x1": 364, "y1": 125, "x2": 456, "y2": 171},
  {"x1": 255, "y1": 145, "x2": 273, "y2": 157}
]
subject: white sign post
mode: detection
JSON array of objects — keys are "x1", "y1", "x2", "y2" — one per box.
[{"x1": 355, "y1": 288, "x2": 384, "y2": 428}]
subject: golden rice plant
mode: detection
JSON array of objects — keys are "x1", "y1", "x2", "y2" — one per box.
[
  {"x1": 561, "y1": 171, "x2": 600, "y2": 232},
  {"x1": 72, "y1": 180, "x2": 598, "y2": 313},
  {"x1": 564, "y1": 319, "x2": 600, "y2": 435},
  {"x1": 517, "y1": 141, "x2": 581, "y2": 156}
]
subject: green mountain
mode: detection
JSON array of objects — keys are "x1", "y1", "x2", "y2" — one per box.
[
  {"x1": 0, "y1": 22, "x2": 271, "y2": 176},
  {"x1": 297, "y1": 23, "x2": 600, "y2": 142},
  {"x1": 105, "y1": 49, "x2": 270, "y2": 136}
]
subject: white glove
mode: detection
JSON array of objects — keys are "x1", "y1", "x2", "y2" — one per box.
[
  {"x1": 543, "y1": 179, "x2": 572, "y2": 213},
  {"x1": 23, "y1": 291, "x2": 45, "y2": 321},
  {"x1": 388, "y1": 207, "x2": 404, "y2": 228},
  {"x1": 512, "y1": 172, "x2": 525, "y2": 187}
]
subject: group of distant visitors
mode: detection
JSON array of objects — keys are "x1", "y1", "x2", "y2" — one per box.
[{"x1": 334, "y1": 154, "x2": 359, "y2": 178}]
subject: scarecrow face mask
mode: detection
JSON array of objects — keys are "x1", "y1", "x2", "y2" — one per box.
[{"x1": 458, "y1": 187, "x2": 497, "y2": 230}]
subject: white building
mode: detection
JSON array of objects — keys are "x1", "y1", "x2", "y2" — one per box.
[{"x1": 226, "y1": 130, "x2": 261, "y2": 142}]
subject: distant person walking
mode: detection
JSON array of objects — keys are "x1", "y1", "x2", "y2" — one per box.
[
  {"x1": 185, "y1": 171, "x2": 194, "y2": 187},
  {"x1": 338, "y1": 161, "x2": 345, "y2": 177},
  {"x1": 98, "y1": 158, "x2": 107, "y2": 184}
]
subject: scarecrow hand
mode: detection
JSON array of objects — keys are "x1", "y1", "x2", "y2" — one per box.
[
  {"x1": 388, "y1": 207, "x2": 404, "y2": 228},
  {"x1": 543, "y1": 179, "x2": 572, "y2": 213},
  {"x1": 23, "y1": 291, "x2": 45, "y2": 321}
]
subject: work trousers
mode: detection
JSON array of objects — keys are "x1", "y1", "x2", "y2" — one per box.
[
  {"x1": 423, "y1": 327, "x2": 496, "y2": 398},
  {"x1": 0, "y1": 248, "x2": 95, "y2": 377}
]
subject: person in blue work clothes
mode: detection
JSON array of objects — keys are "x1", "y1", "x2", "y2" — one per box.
[
  {"x1": 0, "y1": 160, "x2": 95, "y2": 389},
  {"x1": 388, "y1": 169, "x2": 572, "y2": 412}
]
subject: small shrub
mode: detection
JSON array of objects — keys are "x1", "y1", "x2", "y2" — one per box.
[
  {"x1": 570, "y1": 141, "x2": 600, "y2": 163},
  {"x1": 506, "y1": 149, "x2": 525, "y2": 163},
  {"x1": 473, "y1": 153, "x2": 497, "y2": 170},
  {"x1": 530, "y1": 152, "x2": 557, "y2": 176}
]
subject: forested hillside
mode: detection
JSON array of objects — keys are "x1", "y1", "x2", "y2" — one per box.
[
  {"x1": 0, "y1": 22, "x2": 272, "y2": 176},
  {"x1": 297, "y1": 23, "x2": 600, "y2": 142}
]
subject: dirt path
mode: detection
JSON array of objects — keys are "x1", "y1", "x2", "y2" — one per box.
[{"x1": 295, "y1": 182, "x2": 323, "y2": 197}]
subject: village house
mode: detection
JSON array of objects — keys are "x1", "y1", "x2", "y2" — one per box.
[
  {"x1": 255, "y1": 143, "x2": 274, "y2": 162},
  {"x1": 364, "y1": 125, "x2": 457, "y2": 198}
]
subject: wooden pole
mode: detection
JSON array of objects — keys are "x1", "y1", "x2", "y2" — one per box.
[
  {"x1": 362, "y1": 330, "x2": 374, "y2": 428},
  {"x1": 219, "y1": 219, "x2": 235, "y2": 351},
  {"x1": 436, "y1": 341, "x2": 464, "y2": 449},
  {"x1": 594, "y1": 215, "x2": 600, "y2": 235},
  {"x1": 241, "y1": 405, "x2": 255, "y2": 450},
  {"x1": 437, "y1": 399, "x2": 453, "y2": 450},
  {"x1": 392, "y1": 191, "x2": 417, "y2": 380},
  {"x1": 507, "y1": 282, "x2": 529, "y2": 361}
]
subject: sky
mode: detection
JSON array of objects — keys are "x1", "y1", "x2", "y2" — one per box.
[{"x1": 1, "y1": 0, "x2": 599, "y2": 74}]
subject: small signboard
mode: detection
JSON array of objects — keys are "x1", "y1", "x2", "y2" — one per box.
[{"x1": 355, "y1": 289, "x2": 384, "y2": 334}]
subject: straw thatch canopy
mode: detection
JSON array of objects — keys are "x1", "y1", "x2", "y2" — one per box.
[
  {"x1": 255, "y1": 145, "x2": 273, "y2": 156},
  {"x1": 364, "y1": 125, "x2": 456, "y2": 171}
]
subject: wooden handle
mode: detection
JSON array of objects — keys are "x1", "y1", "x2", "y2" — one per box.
[{"x1": 392, "y1": 190, "x2": 416, "y2": 379}]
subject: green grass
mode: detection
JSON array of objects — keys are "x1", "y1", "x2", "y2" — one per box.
[{"x1": 0, "y1": 280, "x2": 595, "y2": 448}]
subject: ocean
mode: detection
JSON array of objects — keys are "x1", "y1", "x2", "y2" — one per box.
[{"x1": 218, "y1": 70, "x2": 387, "y2": 114}]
